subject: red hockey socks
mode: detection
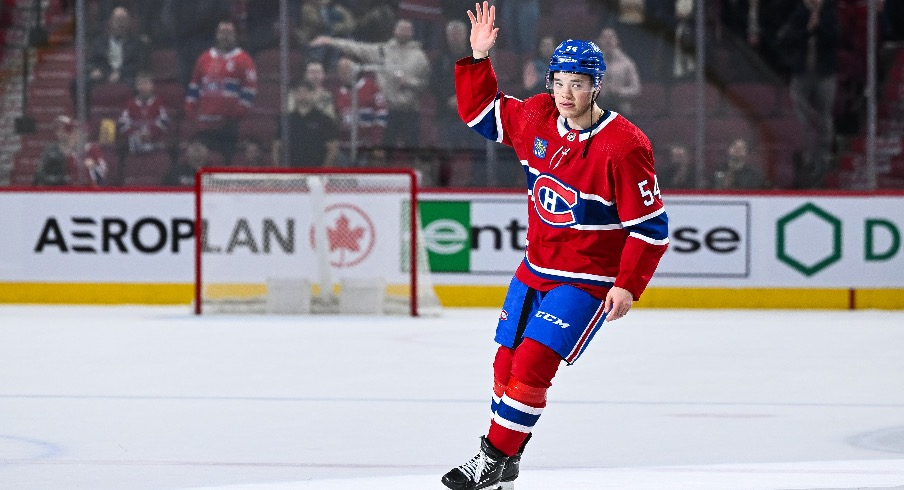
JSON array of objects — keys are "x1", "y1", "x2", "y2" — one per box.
[{"x1": 487, "y1": 338, "x2": 562, "y2": 456}]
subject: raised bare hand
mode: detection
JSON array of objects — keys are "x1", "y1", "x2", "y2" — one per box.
[{"x1": 466, "y1": 1, "x2": 498, "y2": 58}]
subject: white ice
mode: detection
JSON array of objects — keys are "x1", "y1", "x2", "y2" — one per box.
[{"x1": 1, "y1": 306, "x2": 904, "y2": 490}]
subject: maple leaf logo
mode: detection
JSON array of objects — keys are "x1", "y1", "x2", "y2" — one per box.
[
  {"x1": 327, "y1": 213, "x2": 365, "y2": 252},
  {"x1": 309, "y1": 203, "x2": 377, "y2": 268}
]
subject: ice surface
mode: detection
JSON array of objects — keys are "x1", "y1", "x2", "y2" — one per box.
[{"x1": 1, "y1": 306, "x2": 904, "y2": 489}]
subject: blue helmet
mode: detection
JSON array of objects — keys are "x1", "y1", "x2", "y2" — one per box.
[{"x1": 546, "y1": 39, "x2": 606, "y2": 91}]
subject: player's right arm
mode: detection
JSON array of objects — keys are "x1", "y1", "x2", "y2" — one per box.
[{"x1": 454, "y1": 1, "x2": 526, "y2": 147}]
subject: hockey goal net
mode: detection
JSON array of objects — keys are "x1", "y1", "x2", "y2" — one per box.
[{"x1": 194, "y1": 168, "x2": 441, "y2": 316}]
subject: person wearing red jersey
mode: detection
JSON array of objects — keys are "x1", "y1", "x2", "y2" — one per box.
[
  {"x1": 33, "y1": 116, "x2": 109, "y2": 187},
  {"x1": 331, "y1": 55, "x2": 388, "y2": 151},
  {"x1": 118, "y1": 72, "x2": 171, "y2": 154},
  {"x1": 441, "y1": 3, "x2": 669, "y2": 490},
  {"x1": 184, "y1": 20, "x2": 257, "y2": 164}
]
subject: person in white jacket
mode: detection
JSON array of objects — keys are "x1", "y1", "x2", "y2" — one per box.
[
  {"x1": 311, "y1": 19, "x2": 431, "y2": 148},
  {"x1": 596, "y1": 27, "x2": 641, "y2": 116}
]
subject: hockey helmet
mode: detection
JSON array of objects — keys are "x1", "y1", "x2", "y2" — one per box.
[{"x1": 546, "y1": 39, "x2": 606, "y2": 91}]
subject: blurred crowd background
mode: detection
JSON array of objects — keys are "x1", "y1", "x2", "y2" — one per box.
[{"x1": 0, "y1": 0, "x2": 902, "y2": 190}]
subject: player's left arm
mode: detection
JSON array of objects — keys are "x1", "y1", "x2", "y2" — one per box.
[{"x1": 612, "y1": 140, "x2": 670, "y2": 301}]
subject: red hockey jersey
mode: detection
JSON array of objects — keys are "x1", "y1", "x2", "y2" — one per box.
[
  {"x1": 332, "y1": 74, "x2": 388, "y2": 147},
  {"x1": 118, "y1": 95, "x2": 170, "y2": 152},
  {"x1": 65, "y1": 143, "x2": 108, "y2": 187},
  {"x1": 455, "y1": 57, "x2": 669, "y2": 300},
  {"x1": 185, "y1": 48, "x2": 257, "y2": 130}
]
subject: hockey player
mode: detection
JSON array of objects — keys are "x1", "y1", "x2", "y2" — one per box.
[{"x1": 441, "y1": 3, "x2": 669, "y2": 489}]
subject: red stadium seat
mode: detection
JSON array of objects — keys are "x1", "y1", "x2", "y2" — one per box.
[
  {"x1": 632, "y1": 83, "x2": 666, "y2": 118},
  {"x1": 149, "y1": 49, "x2": 180, "y2": 81},
  {"x1": 121, "y1": 150, "x2": 172, "y2": 186},
  {"x1": 668, "y1": 82, "x2": 722, "y2": 117},
  {"x1": 238, "y1": 115, "x2": 278, "y2": 145},
  {"x1": 724, "y1": 83, "x2": 779, "y2": 118},
  {"x1": 254, "y1": 48, "x2": 305, "y2": 82},
  {"x1": 253, "y1": 81, "x2": 283, "y2": 116},
  {"x1": 90, "y1": 82, "x2": 134, "y2": 119},
  {"x1": 154, "y1": 81, "x2": 185, "y2": 116},
  {"x1": 706, "y1": 117, "x2": 755, "y2": 146}
]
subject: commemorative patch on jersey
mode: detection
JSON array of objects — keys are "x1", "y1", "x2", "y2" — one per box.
[{"x1": 533, "y1": 137, "x2": 548, "y2": 159}]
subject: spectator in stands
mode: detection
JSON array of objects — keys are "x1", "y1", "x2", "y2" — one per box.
[
  {"x1": 752, "y1": 0, "x2": 799, "y2": 75},
  {"x1": 232, "y1": 137, "x2": 270, "y2": 167},
  {"x1": 349, "y1": 0, "x2": 396, "y2": 42},
  {"x1": 117, "y1": 72, "x2": 171, "y2": 155},
  {"x1": 310, "y1": 19, "x2": 431, "y2": 148},
  {"x1": 721, "y1": 0, "x2": 762, "y2": 47},
  {"x1": 294, "y1": 0, "x2": 355, "y2": 67},
  {"x1": 514, "y1": 35, "x2": 557, "y2": 99},
  {"x1": 883, "y1": 0, "x2": 903, "y2": 40},
  {"x1": 332, "y1": 54, "x2": 388, "y2": 151},
  {"x1": 33, "y1": 116, "x2": 109, "y2": 187},
  {"x1": 776, "y1": 0, "x2": 840, "y2": 187},
  {"x1": 73, "y1": 6, "x2": 147, "y2": 106},
  {"x1": 162, "y1": 136, "x2": 210, "y2": 186},
  {"x1": 164, "y1": 0, "x2": 236, "y2": 86},
  {"x1": 495, "y1": 0, "x2": 539, "y2": 58},
  {"x1": 432, "y1": 20, "x2": 485, "y2": 150},
  {"x1": 671, "y1": 0, "x2": 696, "y2": 81},
  {"x1": 596, "y1": 27, "x2": 641, "y2": 115},
  {"x1": 397, "y1": 0, "x2": 445, "y2": 51},
  {"x1": 274, "y1": 80, "x2": 341, "y2": 167},
  {"x1": 289, "y1": 61, "x2": 336, "y2": 119},
  {"x1": 658, "y1": 144, "x2": 694, "y2": 189},
  {"x1": 712, "y1": 137, "x2": 767, "y2": 189},
  {"x1": 184, "y1": 20, "x2": 258, "y2": 165},
  {"x1": 242, "y1": 0, "x2": 281, "y2": 55},
  {"x1": 430, "y1": 19, "x2": 490, "y2": 186}
]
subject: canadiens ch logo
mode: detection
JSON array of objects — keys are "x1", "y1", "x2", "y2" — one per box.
[
  {"x1": 533, "y1": 137, "x2": 548, "y2": 159},
  {"x1": 532, "y1": 175, "x2": 578, "y2": 227}
]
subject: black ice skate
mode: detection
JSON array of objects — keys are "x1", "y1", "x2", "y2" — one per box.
[
  {"x1": 498, "y1": 433, "x2": 530, "y2": 489},
  {"x1": 441, "y1": 436, "x2": 510, "y2": 490}
]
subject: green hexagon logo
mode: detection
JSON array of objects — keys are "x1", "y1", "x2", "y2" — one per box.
[{"x1": 776, "y1": 203, "x2": 842, "y2": 276}]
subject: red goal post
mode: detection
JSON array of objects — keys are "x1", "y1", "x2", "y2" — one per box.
[{"x1": 194, "y1": 167, "x2": 441, "y2": 316}]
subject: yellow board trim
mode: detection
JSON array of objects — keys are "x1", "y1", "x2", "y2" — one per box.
[
  {"x1": 0, "y1": 282, "x2": 194, "y2": 305},
  {"x1": 856, "y1": 289, "x2": 904, "y2": 309},
  {"x1": 0, "y1": 283, "x2": 902, "y2": 310},
  {"x1": 435, "y1": 286, "x2": 904, "y2": 310}
]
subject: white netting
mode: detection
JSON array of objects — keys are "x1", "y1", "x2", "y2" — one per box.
[{"x1": 195, "y1": 170, "x2": 441, "y2": 316}]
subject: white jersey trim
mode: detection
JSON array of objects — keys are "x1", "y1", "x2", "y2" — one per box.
[
  {"x1": 467, "y1": 97, "x2": 496, "y2": 128},
  {"x1": 622, "y1": 207, "x2": 666, "y2": 227},
  {"x1": 630, "y1": 232, "x2": 670, "y2": 246},
  {"x1": 572, "y1": 223, "x2": 624, "y2": 231},
  {"x1": 579, "y1": 190, "x2": 614, "y2": 205},
  {"x1": 526, "y1": 252, "x2": 616, "y2": 283},
  {"x1": 495, "y1": 97, "x2": 505, "y2": 143},
  {"x1": 556, "y1": 111, "x2": 619, "y2": 141}
]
